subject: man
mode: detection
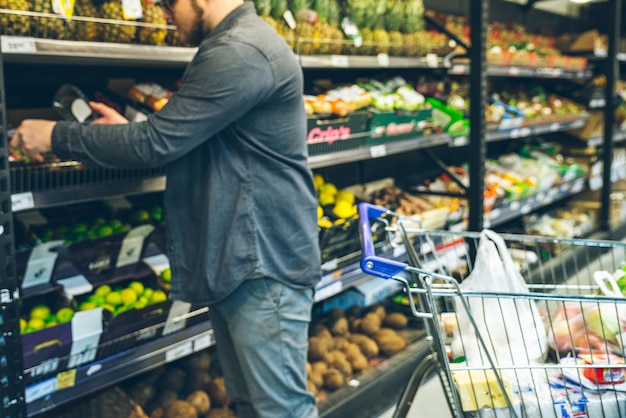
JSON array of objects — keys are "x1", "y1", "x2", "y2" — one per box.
[{"x1": 11, "y1": 1, "x2": 321, "y2": 417}]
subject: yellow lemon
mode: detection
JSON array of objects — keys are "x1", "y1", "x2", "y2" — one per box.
[
  {"x1": 30, "y1": 305, "x2": 51, "y2": 320},
  {"x1": 335, "y1": 190, "x2": 355, "y2": 205},
  {"x1": 105, "y1": 291, "x2": 123, "y2": 306},
  {"x1": 318, "y1": 218, "x2": 333, "y2": 228},
  {"x1": 121, "y1": 288, "x2": 138, "y2": 306},
  {"x1": 318, "y1": 192, "x2": 335, "y2": 206},
  {"x1": 317, "y1": 206, "x2": 324, "y2": 219},
  {"x1": 45, "y1": 320, "x2": 58, "y2": 328},
  {"x1": 143, "y1": 288, "x2": 154, "y2": 301},
  {"x1": 19, "y1": 318, "x2": 27, "y2": 333},
  {"x1": 333, "y1": 201, "x2": 357, "y2": 219},
  {"x1": 27, "y1": 317, "x2": 45, "y2": 331},
  {"x1": 79, "y1": 301, "x2": 97, "y2": 311},
  {"x1": 151, "y1": 290, "x2": 168, "y2": 304},
  {"x1": 319, "y1": 183, "x2": 338, "y2": 196},
  {"x1": 128, "y1": 281, "x2": 145, "y2": 296},
  {"x1": 95, "y1": 285, "x2": 112, "y2": 297},
  {"x1": 313, "y1": 173, "x2": 325, "y2": 190},
  {"x1": 101, "y1": 304, "x2": 116, "y2": 314}
]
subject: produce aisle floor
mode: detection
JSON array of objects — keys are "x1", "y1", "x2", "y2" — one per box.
[{"x1": 375, "y1": 376, "x2": 453, "y2": 418}]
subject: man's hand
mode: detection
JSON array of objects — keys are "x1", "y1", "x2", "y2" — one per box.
[
  {"x1": 11, "y1": 120, "x2": 56, "y2": 163},
  {"x1": 90, "y1": 101, "x2": 128, "y2": 125}
]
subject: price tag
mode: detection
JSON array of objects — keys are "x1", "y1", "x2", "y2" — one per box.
[
  {"x1": 330, "y1": 55, "x2": 349, "y2": 67},
  {"x1": 536, "y1": 192, "x2": 546, "y2": 202},
  {"x1": 510, "y1": 129, "x2": 520, "y2": 139},
  {"x1": 510, "y1": 201, "x2": 520, "y2": 211},
  {"x1": 426, "y1": 53, "x2": 439, "y2": 68},
  {"x1": 491, "y1": 208, "x2": 501, "y2": 219},
  {"x1": 193, "y1": 333, "x2": 213, "y2": 352},
  {"x1": 483, "y1": 218, "x2": 491, "y2": 228},
  {"x1": 590, "y1": 176, "x2": 603, "y2": 191},
  {"x1": 521, "y1": 204, "x2": 532, "y2": 214},
  {"x1": 117, "y1": 224, "x2": 154, "y2": 267},
  {"x1": 377, "y1": 53, "x2": 390, "y2": 67},
  {"x1": 453, "y1": 136, "x2": 468, "y2": 147},
  {"x1": 550, "y1": 123, "x2": 560, "y2": 132},
  {"x1": 508, "y1": 67, "x2": 520, "y2": 76},
  {"x1": 25, "y1": 378, "x2": 57, "y2": 403},
  {"x1": 451, "y1": 65, "x2": 466, "y2": 74},
  {"x1": 370, "y1": 144, "x2": 387, "y2": 158},
  {"x1": 163, "y1": 301, "x2": 191, "y2": 336},
  {"x1": 283, "y1": 10, "x2": 296, "y2": 30},
  {"x1": 166, "y1": 341, "x2": 193, "y2": 363},
  {"x1": 121, "y1": 0, "x2": 142, "y2": 19},
  {"x1": 11, "y1": 192, "x2": 35, "y2": 212},
  {"x1": 519, "y1": 127, "x2": 532, "y2": 137},
  {"x1": 393, "y1": 245, "x2": 406, "y2": 258},
  {"x1": 314, "y1": 280, "x2": 342, "y2": 302},
  {"x1": 572, "y1": 179, "x2": 585, "y2": 193},
  {"x1": 1, "y1": 37, "x2": 36, "y2": 53},
  {"x1": 56, "y1": 369, "x2": 77, "y2": 390}
]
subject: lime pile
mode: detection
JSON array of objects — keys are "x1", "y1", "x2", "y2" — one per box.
[
  {"x1": 36, "y1": 217, "x2": 131, "y2": 245},
  {"x1": 79, "y1": 281, "x2": 168, "y2": 316},
  {"x1": 21, "y1": 304, "x2": 75, "y2": 334}
]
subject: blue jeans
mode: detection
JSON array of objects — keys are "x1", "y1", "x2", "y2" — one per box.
[{"x1": 209, "y1": 277, "x2": 319, "y2": 418}]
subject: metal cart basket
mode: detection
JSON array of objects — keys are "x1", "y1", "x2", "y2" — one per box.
[{"x1": 358, "y1": 202, "x2": 626, "y2": 418}]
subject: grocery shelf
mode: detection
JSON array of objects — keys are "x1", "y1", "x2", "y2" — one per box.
[
  {"x1": 11, "y1": 175, "x2": 166, "y2": 212},
  {"x1": 0, "y1": 36, "x2": 196, "y2": 67},
  {"x1": 482, "y1": 177, "x2": 587, "y2": 228},
  {"x1": 449, "y1": 63, "x2": 591, "y2": 79},
  {"x1": 299, "y1": 54, "x2": 446, "y2": 69},
  {"x1": 25, "y1": 319, "x2": 214, "y2": 417},
  {"x1": 308, "y1": 133, "x2": 449, "y2": 169},
  {"x1": 448, "y1": 117, "x2": 588, "y2": 147},
  {"x1": 586, "y1": 130, "x2": 626, "y2": 147}
]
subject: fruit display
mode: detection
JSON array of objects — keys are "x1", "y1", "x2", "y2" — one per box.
[
  {"x1": 304, "y1": 83, "x2": 372, "y2": 118},
  {"x1": 0, "y1": 0, "x2": 30, "y2": 36},
  {"x1": 20, "y1": 303, "x2": 75, "y2": 334},
  {"x1": 360, "y1": 77, "x2": 427, "y2": 113},
  {"x1": 101, "y1": 0, "x2": 138, "y2": 43},
  {"x1": 524, "y1": 208, "x2": 594, "y2": 239},
  {"x1": 139, "y1": 0, "x2": 168, "y2": 45},
  {"x1": 32, "y1": 0, "x2": 68, "y2": 40},
  {"x1": 72, "y1": 0, "x2": 102, "y2": 42},
  {"x1": 76, "y1": 280, "x2": 168, "y2": 317},
  {"x1": 314, "y1": 173, "x2": 357, "y2": 228}
]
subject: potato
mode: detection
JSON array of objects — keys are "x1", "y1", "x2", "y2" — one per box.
[
  {"x1": 384, "y1": 312, "x2": 409, "y2": 329},
  {"x1": 369, "y1": 304, "x2": 387, "y2": 320},
  {"x1": 310, "y1": 323, "x2": 330, "y2": 336},
  {"x1": 207, "y1": 377, "x2": 230, "y2": 407},
  {"x1": 327, "y1": 307, "x2": 346, "y2": 320},
  {"x1": 308, "y1": 336, "x2": 330, "y2": 362},
  {"x1": 349, "y1": 353, "x2": 370, "y2": 372},
  {"x1": 306, "y1": 361, "x2": 312, "y2": 376},
  {"x1": 150, "y1": 407, "x2": 165, "y2": 418},
  {"x1": 323, "y1": 368, "x2": 346, "y2": 390},
  {"x1": 350, "y1": 318, "x2": 363, "y2": 333},
  {"x1": 157, "y1": 390, "x2": 178, "y2": 409},
  {"x1": 307, "y1": 380, "x2": 319, "y2": 396},
  {"x1": 308, "y1": 369, "x2": 323, "y2": 388},
  {"x1": 333, "y1": 336, "x2": 351, "y2": 351},
  {"x1": 346, "y1": 305, "x2": 363, "y2": 319},
  {"x1": 160, "y1": 367, "x2": 187, "y2": 394},
  {"x1": 330, "y1": 317, "x2": 349, "y2": 336},
  {"x1": 186, "y1": 370, "x2": 212, "y2": 394},
  {"x1": 349, "y1": 334, "x2": 379, "y2": 358},
  {"x1": 330, "y1": 357, "x2": 353, "y2": 377},
  {"x1": 375, "y1": 328, "x2": 408, "y2": 356},
  {"x1": 342, "y1": 342, "x2": 362, "y2": 359},
  {"x1": 187, "y1": 390, "x2": 211, "y2": 416},
  {"x1": 325, "y1": 350, "x2": 347, "y2": 364},
  {"x1": 360, "y1": 312, "x2": 382, "y2": 336},
  {"x1": 311, "y1": 361, "x2": 328, "y2": 374},
  {"x1": 164, "y1": 400, "x2": 198, "y2": 418}
]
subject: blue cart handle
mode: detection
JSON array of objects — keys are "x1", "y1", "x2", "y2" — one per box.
[{"x1": 358, "y1": 202, "x2": 409, "y2": 279}]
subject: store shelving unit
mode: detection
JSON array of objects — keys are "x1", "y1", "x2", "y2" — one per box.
[{"x1": 0, "y1": 0, "x2": 624, "y2": 417}]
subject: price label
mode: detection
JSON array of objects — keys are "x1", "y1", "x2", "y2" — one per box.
[
  {"x1": 521, "y1": 204, "x2": 532, "y2": 214},
  {"x1": 536, "y1": 192, "x2": 546, "y2": 202},
  {"x1": 572, "y1": 179, "x2": 585, "y2": 193},
  {"x1": 330, "y1": 55, "x2": 349, "y2": 67},
  {"x1": 453, "y1": 136, "x2": 468, "y2": 147},
  {"x1": 56, "y1": 369, "x2": 76, "y2": 390},
  {"x1": 510, "y1": 129, "x2": 520, "y2": 139},
  {"x1": 11, "y1": 192, "x2": 35, "y2": 212},
  {"x1": 491, "y1": 208, "x2": 502, "y2": 219},
  {"x1": 550, "y1": 123, "x2": 560, "y2": 132},
  {"x1": 370, "y1": 144, "x2": 387, "y2": 158},
  {"x1": 314, "y1": 280, "x2": 343, "y2": 302},
  {"x1": 193, "y1": 333, "x2": 213, "y2": 352},
  {"x1": 508, "y1": 67, "x2": 521, "y2": 76},
  {"x1": 519, "y1": 127, "x2": 532, "y2": 137},
  {"x1": 25, "y1": 378, "x2": 57, "y2": 403},
  {"x1": 121, "y1": 0, "x2": 142, "y2": 19},
  {"x1": 510, "y1": 201, "x2": 520, "y2": 211},
  {"x1": 166, "y1": 341, "x2": 193, "y2": 363},
  {"x1": 426, "y1": 53, "x2": 439, "y2": 68},
  {"x1": 377, "y1": 53, "x2": 390, "y2": 67},
  {"x1": 1, "y1": 37, "x2": 36, "y2": 53},
  {"x1": 589, "y1": 176, "x2": 603, "y2": 191},
  {"x1": 483, "y1": 218, "x2": 491, "y2": 228},
  {"x1": 451, "y1": 65, "x2": 466, "y2": 74}
]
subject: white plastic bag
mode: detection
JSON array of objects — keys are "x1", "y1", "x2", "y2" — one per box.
[{"x1": 453, "y1": 229, "x2": 548, "y2": 371}]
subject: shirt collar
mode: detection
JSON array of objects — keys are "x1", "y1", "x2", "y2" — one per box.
[{"x1": 205, "y1": 2, "x2": 254, "y2": 39}]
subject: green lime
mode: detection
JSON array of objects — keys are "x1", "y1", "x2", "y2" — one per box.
[
  {"x1": 143, "y1": 288, "x2": 154, "y2": 301},
  {"x1": 105, "y1": 291, "x2": 123, "y2": 306},
  {"x1": 56, "y1": 307, "x2": 75, "y2": 323},
  {"x1": 94, "y1": 217, "x2": 107, "y2": 226},
  {"x1": 97, "y1": 226, "x2": 114, "y2": 237},
  {"x1": 120, "y1": 288, "x2": 138, "y2": 306},
  {"x1": 131, "y1": 210, "x2": 151, "y2": 225},
  {"x1": 73, "y1": 222, "x2": 89, "y2": 234},
  {"x1": 27, "y1": 317, "x2": 45, "y2": 331},
  {"x1": 87, "y1": 294, "x2": 105, "y2": 306},
  {"x1": 160, "y1": 267, "x2": 172, "y2": 283},
  {"x1": 20, "y1": 318, "x2": 27, "y2": 333},
  {"x1": 151, "y1": 290, "x2": 168, "y2": 304},
  {"x1": 45, "y1": 320, "x2": 58, "y2": 328},
  {"x1": 128, "y1": 281, "x2": 145, "y2": 296},
  {"x1": 95, "y1": 285, "x2": 112, "y2": 297},
  {"x1": 79, "y1": 301, "x2": 97, "y2": 311},
  {"x1": 101, "y1": 304, "x2": 115, "y2": 314},
  {"x1": 150, "y1": 205, "x2": 163, "y2": 222}
]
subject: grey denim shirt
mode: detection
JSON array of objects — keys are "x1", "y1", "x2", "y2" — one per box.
[{"x1": 52, "y1": 2, "x2": 322, "y2": 304}]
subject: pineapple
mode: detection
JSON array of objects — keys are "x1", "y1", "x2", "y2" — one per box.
[
  {"x1": 343, "y1": 0, "x2": 371, "y2": 55},
  {"x1": 32, "y1": 0, "x2": 67, "y2": 39},
  {"x1": 325, "y1": 0, "x2": 343, "y2": 55},
  {"x1": 72, "y1": 0, "x2": 101, "y2": 42},
  {"x1": 370, "y1": 0, "x2": 389, "y2": 55},
  {"x1": 0, "y1": 0, "x2": 30, "y2": 36},
  {"x1": 139, "y1": 0, "x2": 167, "y2": 45},
  {"x1": 401, "y1": 0, "x2": 425, "y2": 56},
  {"x1": 101, "y1": 0, "x2": 137, "y2": 43},
  {"x1": 272, "y1": 0, "x2": 295, "y2": 49},
  {"x1": 254, "y1": 0, "x2": 275, "y2": 30},
  {"x1": 291, "y1": 0, "x2": 314, "y2": 55},
  {"x1": 385, "y1": 0, "x2": 403, "y2": 56}
]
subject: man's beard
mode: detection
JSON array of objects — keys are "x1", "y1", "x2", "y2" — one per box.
[{"x1": 183, "y1": 0, "x2": 206, "y2": 46}]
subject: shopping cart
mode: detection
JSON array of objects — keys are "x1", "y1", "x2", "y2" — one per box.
[{"x1": 358, "y1": 202, "x2": 626, "y2": 418}]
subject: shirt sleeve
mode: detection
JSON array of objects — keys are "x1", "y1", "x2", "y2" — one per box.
[{"x1": 52, "y1": 42, "x2": 275, "y2": 169}]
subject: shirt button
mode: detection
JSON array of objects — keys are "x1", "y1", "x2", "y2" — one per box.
[{"x1": 168, "y1": 246, "x2": 175, "y2": 252}]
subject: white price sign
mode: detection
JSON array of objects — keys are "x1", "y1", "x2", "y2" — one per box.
[
  {"x1": 314, "y1": 280, "x2": 342, "y2": 302},
  {"x1": 393, "y1": 245, "x2": 406, "y2": 258},
  {"x1": 330, "y1": 55, "x2": 349, "y2": 67},
  {"x1": 194, "y1": 332, "x2": 214, "y2": 352},
  {"x1": 165, "y1": 341, "x2": 193, "y2": 363},
  {"x1": 377, "y1": 53, "x2": 390, "y2": 67},
  {"x1": 11, "y1": 192, "x2": 35, "y2": 212},
  {"x1": 370, "y1": 144, "x2": 387, "y2": 158},
  {"x1": 1, "y1": 36, "x2": 36, "y2": 53},
  {"x1": 25, "y1": 378, "x2": 57, "y2": 403}
]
